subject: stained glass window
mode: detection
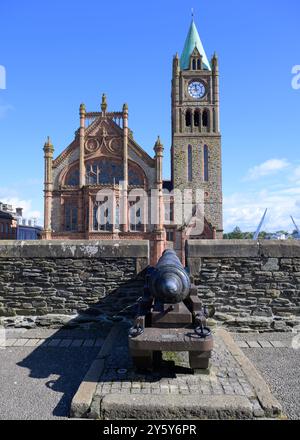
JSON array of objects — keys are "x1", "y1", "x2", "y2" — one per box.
[
  {"x1": 65, "y1": 159, "x2": 144, "y2": 187},
  {"x1": 66, "y1": 169, "x2": 79, "y2": 186},
  {"x1": 86, "y1": 159, "x2": 143, "y2": 186}
]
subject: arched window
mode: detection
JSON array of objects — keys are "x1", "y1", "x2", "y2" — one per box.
[
  {"x1": 203, "y1": 145, "x2": 209, "y2": 182},
  {"x1": 85, "y1": 159, "x2": 144, "y2": 186},
  {"x1": 194, "y1": 110, "x2": 200, "y2": 127},
  {"x1": 202, "y1": 109, "x2": 209, "y2": 128},
  {"x1": 188, "y1": 145, "x2": 193, "y2": 182},
  {"x1": 185, "y1": 110, "x2": 192, "y2": 127},
  {"x1": 65, "y1": 160, "x2": 144, "y2": 187},
  {"x1": 192, "y1": 59, "x2": 196, "y2": 70},
  {"x1": 65, "y1": 168, "x2": 79, "y2": 186},
  {"x1": 197, "y1": 59, "x2": 201, "y2": 70}
]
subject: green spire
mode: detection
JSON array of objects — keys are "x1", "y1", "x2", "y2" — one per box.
[{"x1": 180, "y1": 19, "x2": 211, "y2": 71}]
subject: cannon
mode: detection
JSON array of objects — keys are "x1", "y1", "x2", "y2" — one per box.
[{"x1": 129, "y1": 249, "x2": 213, "y2": 372}]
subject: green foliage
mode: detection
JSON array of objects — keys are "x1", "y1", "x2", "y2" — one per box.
[
  {"x1": 224, "y1": 226, "x2": 266, "y2": 240},
  {"x1": 224, "y1": 226, "x2": 253, "y2": 240}
]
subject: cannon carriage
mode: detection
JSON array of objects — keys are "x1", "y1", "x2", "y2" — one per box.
[{"x1": 129, "y1": 249, "x2": 213, "y2": 372}]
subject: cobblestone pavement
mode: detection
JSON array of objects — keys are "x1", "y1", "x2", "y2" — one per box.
[
  {"x1": 0, "y1": 328, "x2": 110, "y2": 420},
  {"x1": 93, "y1": 328, "x2": 274, "y2": 419}
]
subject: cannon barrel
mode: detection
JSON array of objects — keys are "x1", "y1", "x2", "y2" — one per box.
[{"x1": 148, "y1": 249, "x2": 191, "y2": 304}]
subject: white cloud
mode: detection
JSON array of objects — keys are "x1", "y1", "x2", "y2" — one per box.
[
  {"x1": 224, "y1": 185, "x2": 300, "y2": 232},
  {"x1": 290, "y1": 165, "x2": 300, "y2": 184},
  {"x1": 0, "y1": 196, "x2": 41, "y2": 222},
  {"x1": 244, "y1": 159, "x2": 290, "y2": 181}
]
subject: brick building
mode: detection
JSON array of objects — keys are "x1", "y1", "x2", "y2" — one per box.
[
  {"x1": 0, "y1": 202, "x2": 42, "y2": 241},
  {"x1": 0, "y1": 203, "x2": 17, "y2": 239},
  {"x1": 43, "y1": 18, "x2": 223, "y2": 262}
]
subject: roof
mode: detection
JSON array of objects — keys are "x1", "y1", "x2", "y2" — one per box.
[
  {"x1": 0, "y1": 211, "x2": 14, "y2": 220},
  {"x1": 180, "y1": 19, "x2": 211, "y2": 71}
]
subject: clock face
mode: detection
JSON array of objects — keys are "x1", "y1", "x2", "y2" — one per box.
[{"x1": 188, "y1": 81, "x2": 206, "y2": 99}]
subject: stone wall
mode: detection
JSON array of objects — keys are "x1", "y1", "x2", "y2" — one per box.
[
  {"x1": 0, "y1": 241, "x2": 148, "y2": 320},
  {"x1": 2, "y1": 239, "x2": 300, "y2": 332},
  {"x1": 186, "y1": 240, "x2": 300, "y2": 331}
]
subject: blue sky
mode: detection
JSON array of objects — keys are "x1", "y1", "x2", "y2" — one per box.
[{"x1": 0, "y1": 0, "x2": 299, "y2": 232}]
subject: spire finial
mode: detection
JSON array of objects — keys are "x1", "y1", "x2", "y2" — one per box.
[
  {"x1": 44, "y1": 136, "x2": 54, "y2": 153},
  {"x1": 101, "y1": 93, "x2": 107, "y2": 113},
  {"x1": 45, "y1": 136, "x2": 52, "y2": 147},
  {"x1": 154, "y1": 136, "x2": 163, "y2": 148},
  {"x1": 191, "y1": 8, "x2": 194, "y2": 20}
]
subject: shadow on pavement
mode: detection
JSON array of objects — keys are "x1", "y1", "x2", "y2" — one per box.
[
  {"x1": 13, "y1": 276, "x2": 145, "y2": 418},
  {"x1": 16, "y1": 327, "x2": 107, "y2": 417}
]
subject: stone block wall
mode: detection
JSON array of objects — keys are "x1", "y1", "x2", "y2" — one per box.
[
  {"x1": 186, "y1": 240, "x2": 300, "y2": 331},
  {"x1": 0, "y1": 240, "x2": 148, "y2": 319},
  {"x1": 172, "y1": 136, "x2": 223, "y2": 237},
  {"x1": 1, "y1": 239, "x2": 300, "y2": 331}
]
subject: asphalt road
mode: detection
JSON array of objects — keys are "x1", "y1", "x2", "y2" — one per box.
[
  {"x1": 0, "y1": 345, "x2": 99, "y2": 420},
  {"x1": 242, "y1": 347, "x2": 300, "y2": 420},
  {"x1": 0, "y1": 327, "x2": 106, "y2": 420},
  {"x1": 233, "y1": 332, "x2": 300, "y2": 420}
]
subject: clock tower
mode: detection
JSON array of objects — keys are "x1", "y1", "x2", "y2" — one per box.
[{"x1": 171, "y1": 18, "x2": 223, "y2": 239}]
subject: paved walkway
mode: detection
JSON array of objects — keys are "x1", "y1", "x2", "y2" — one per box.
[
  {"x1": 232, "y1": 332, "x2": 300, "y2": 420},
  {"x1": 87, "y1": 326, "x2": 281, "y2": 420},
  {"x1": 0, "y1": 328, "x2": 109, "y2": 420},
  {"x1": 1, "y1": 337, "x2": 104, "y2": 348},
  {"x1": 0, "y1": 328, "x2": 299, "y2": 419},
  {"x1": 236, "y1": 340, "x2": 291, "y2": 348}
]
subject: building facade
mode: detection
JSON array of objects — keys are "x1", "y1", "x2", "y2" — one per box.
[
  {"x1": 0, "y1": 203, "x2": 18, "y2": 240},
  {"x1": 43, "y1": 18, "x2": 223, "y2": 262},
  {"x1": 0, "y1": 211, "x2": 16, "y2": 240},
  {"x1": 17, "y1": 221, "x2": 42, "y2": 240},
  {"x1": 0, "y1": 202, "x2": 42, "y2": 240}
]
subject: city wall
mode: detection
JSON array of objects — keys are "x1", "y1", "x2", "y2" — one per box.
[
  {"x1": 0, "y1": 241, "x2": 148, "y2": 323},
  {"x1": 187, "y1": 240, "x2": 300, "y2": 331},
  {"x1": 0, "y1": 240, "x2": 299, "y2": 331}
]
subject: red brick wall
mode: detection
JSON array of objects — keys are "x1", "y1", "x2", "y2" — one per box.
[{"x1": 0, "y1": 219, "x2": 17, "y2": 239}]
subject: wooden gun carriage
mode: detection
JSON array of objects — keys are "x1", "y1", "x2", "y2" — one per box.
[{"x1": 129, "y1": 250, "x2": 213, "y2": 372}]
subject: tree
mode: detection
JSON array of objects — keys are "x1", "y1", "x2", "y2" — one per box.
[{"x1": 224, "y1": 226, "x2": 244, "y2": 239}]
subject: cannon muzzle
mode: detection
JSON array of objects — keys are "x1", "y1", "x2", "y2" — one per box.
[{"x1": 148, "y1": 249, "x2": 191, "y2": 304}]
